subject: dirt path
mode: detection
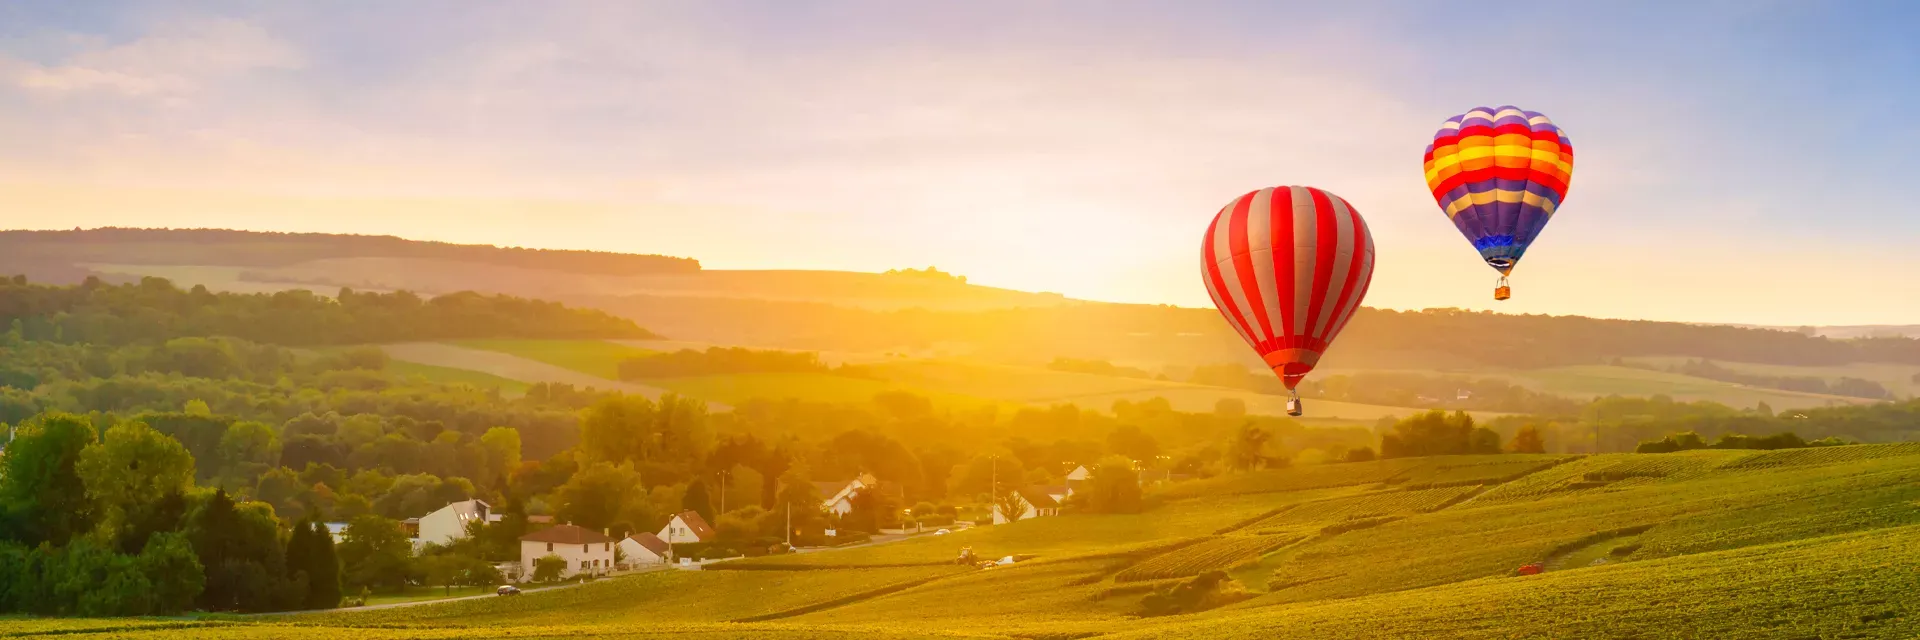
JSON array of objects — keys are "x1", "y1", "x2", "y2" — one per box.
[{"x1": 381, "y1": 342, "x2": 730, "y2": 411}]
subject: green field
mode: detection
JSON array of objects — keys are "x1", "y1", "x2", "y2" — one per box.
[
  {"x1": 21, "y1": 445, "x2": 1920, "y2": 638},
  {"x1": 450, "y1": 339, "x2": 655, "y2": 380},
  {"x1": 384, "y1": 360, "x2": 531, "y2": 396},
  {"x1": 1627, "y1": 356, "x2": 1920, "y2": 399}
]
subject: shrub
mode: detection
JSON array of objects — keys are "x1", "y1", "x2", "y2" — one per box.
[
  {"x1": 1137, "y1": 571, "x2": 1253, "y2": 617},
  {"x1": 531, "y1": 555, "x2": 567, "y2": 583}
]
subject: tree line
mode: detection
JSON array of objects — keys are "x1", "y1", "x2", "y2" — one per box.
[
  {"x1": 0, "y1": 276, "x2": 653, "y2": 346},
  {"x1": 0, "y1": 228, "x2": 700, "y2": 276}
]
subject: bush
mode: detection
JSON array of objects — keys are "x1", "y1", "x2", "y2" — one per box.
[
  {"x1": 1137, "y1": 571, "x2": 1252, "y2": 617},
  {"x1": 1342, "y1": 447, "x2": 1377, "y2": 463},
  {"x1": 531, "y1": 555, "x2": 567, "y2": 583}
]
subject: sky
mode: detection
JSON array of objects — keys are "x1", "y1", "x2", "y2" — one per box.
[{"x1": 1, "y1": 1, "x2": 1917, "y2": 326}]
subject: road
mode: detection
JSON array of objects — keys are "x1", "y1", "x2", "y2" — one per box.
[{"x1": 241, "y1": 581, "x2": 593, "y2": 616}]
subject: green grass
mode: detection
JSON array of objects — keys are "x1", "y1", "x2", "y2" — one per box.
[
  {"x1": 1628, "y1": 356, "x2": 1920, "y2": 399},
  {"x1": 1485, "y1": 364, "x2": 1873, "y2": 409},
  {"x1": 449, "y1": 339, "x2": 654, "y2": 380},
  {"x1": 384, "y1": 360, "x2": 530, "y2": 396},
  {"x1": 647, "y1": 372, "x2": 997, "y2": 409}
]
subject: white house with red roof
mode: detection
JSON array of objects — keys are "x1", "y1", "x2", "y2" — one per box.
[{"x1": 658, "y1": 510, "x2": 715, "y2": 545}]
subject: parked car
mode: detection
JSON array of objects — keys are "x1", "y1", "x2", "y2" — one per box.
[
  {"x1": 497, "y1": 585, "x2": 522, "y2": 596},
  {"x1": 933, "y1": 529, "x2": 950, "y2": 536}
]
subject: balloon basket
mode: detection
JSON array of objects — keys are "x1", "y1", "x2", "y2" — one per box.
[
  {"x1": 1494, "y1": 286, "x2": 1511, "y2": 301},
  {"x1": 1285, "y1": 395, "x2": 1303, "y2": 417}
]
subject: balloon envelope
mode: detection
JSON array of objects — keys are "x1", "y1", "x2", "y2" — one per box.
[
  {"x1": 1423, "y1": 106, "x2": 1573, "y2": 274},
  {"x1": 1201, "y1": 186, "x2": 1376, "y2": 389}
]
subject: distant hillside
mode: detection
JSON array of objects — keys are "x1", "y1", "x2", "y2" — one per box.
[
  {"x1": 566, "y1": 294, "x2": 1920, "y2": 371},
  {"x1": 23, "y1": 228, "x2": 1073, "y2": 311},
  {"x1": 0, "y1": 227, "x2": 698, "y2": 278}
]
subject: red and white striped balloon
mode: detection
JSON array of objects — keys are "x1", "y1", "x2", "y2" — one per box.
[{"x1": 1201, "y1": 186, "x2": 1376, "y2": 390}]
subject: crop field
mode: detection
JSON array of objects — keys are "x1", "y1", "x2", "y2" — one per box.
[
  {"x1": 1386, "y1": 454, "x2": 1572, "y2": 488},
  {"x1": 1113, "y1": 535, "x2": 1301, "y2": 583},
  {"x1": 1245, "y1": 486, "x2": 1480, "y2": 534},
  {"x1": 380, "y1": 342, "x2": 705, "y2": 407},
  {"x1": 1468, "y1": 449, "x2": 1744, "y2": 505},
  {"x1": 724, "y1": 493, "x2": 1296, "y2": 568},
  {"x1": 1117, "y1": 526, "x2": 1920, "y2": 639},
  {"x1": 449, "y1": 339, "x2": 655, "y2": 380},
  {"x1": 1716, "y1": 441, "x2": 1920, "y2": 470},
  {"x1": 1154, "y1": 458, "x2": 1432, "y2": 499},
  {"x1": 296, "y1": 565, "x2": 967, "y2": 627}
]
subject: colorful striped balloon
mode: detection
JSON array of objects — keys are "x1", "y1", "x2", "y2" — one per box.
[
  {"x1": 1201, "y1": 186, "x2": 1376, "y2": 393},
  {"x1": 1423, "y1": 106, "x2": 1573, "y2": 278}
]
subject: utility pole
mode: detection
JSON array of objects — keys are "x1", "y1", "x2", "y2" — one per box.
[
  {"x1": 990, "y1": 455, "x2": 999, "y2": 523},
  {"x1": 785, "y1": 501, "x2": 792, "y2": 547}
]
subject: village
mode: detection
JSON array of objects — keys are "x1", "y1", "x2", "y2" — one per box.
[{"x1": 326, "y1": 462, "x2": 1186, "y2": 587}]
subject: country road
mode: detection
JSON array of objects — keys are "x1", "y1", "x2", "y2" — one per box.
[{"x1": 240, "y1": 581, "x2": 589, "y2": 617}]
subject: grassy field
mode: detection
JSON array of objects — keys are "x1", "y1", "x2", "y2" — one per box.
[
  {"x1": 449, "y1": 339, "x2": 655, "y2": 380},
  {"x1": 1628, "y1": 356, "x2": 1920, "y2": 399},
  {"x1": 19, "y1": 445, "x2": 1920, "y2": 638},
  {"x1": 384, "y1": 360, "x2": 531, "y2": 396}
]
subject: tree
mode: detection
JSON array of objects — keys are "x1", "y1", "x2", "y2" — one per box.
[
  {"x1": 285, "y1": 518, "x2": 342, "y2": 609},
  {"x1": 1342, "y1": 446, "x2": 1376, "y2": 463},
  {"x1": 1106, "y1": 426, "x2": 1160, "y2": 464},
  {"x1": 479, "y1": 427, "x2": 522, "y2": 487},
  {"x1": 773, "y1": 462, "x2": 822, "y2": 535},
  {"x1": 337, "y1": 515, "x2": 413, "y2": 591},
  {"x1": 554, "y1": 462, "x2": 644, "y2": 531},
  {"x1": 77, "y1": 420, "x2": 196, "y2": 540},
  {"x1": 992, "y1": 488, "x2": 1028, "y2": 524},
  {"x1": 845, "y1": 487, "x2": 900, "y2": 533},
  {"x1": 0, "y1": 412, "x2": 96, "y2": 545},
  {"x1": 1467, "y1": 427, "x2": 1503, "y2": 454},
  {"x1": 1380, "y1": 410, "x2": 1478, "y2": 458},
  {"x1": 1079, "y1": 455, "x2": 1143, "y2": 514},
  {"x1": 1227, "y1": 423, "x2": 1274, "y2": 471},
  {"x1": 1213, "y1": 398, "x2": 1248, "y2": 421},
  {"x1": 682, "y1": 479, "x2": 715, "y2": 525},
  {"x1": 1509, "y1": 425, "x2": 1547, "y2": 454},
  {"x1": 532, "y1": 554, "x2": 567, "y2": 582},
  {"x1": 138, "y1": 531, "x2": 205, "y2": 615}
]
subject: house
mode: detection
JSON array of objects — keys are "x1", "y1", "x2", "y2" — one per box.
[
  {"x1": 1064, "y1": 465, "x2": 1091, "y2": 493},
  {"x1": 619, "y1": 532, "x2": 670, "y2": 566},
  {"x1": 813, "y1": 472, "x2": 878, "y2": 516},
  {"x1": 993, "y1": 487, "x2": 1062, "y2": 524},
  {"x1": 417, "y1": 499, "x2": 496, "y2": 546},
  {"x1": 658, "y1": 510, "x2": 715, "y2": 545},
  {"x1": 1036, "y1": 485, "x2": 1070, "y2": 503},
  {"x1": 323, "y1": 521, "x2": 350, "y2": 544},
  {"x1": 519, "y1": 524, "x2": 615, "y2": 580}
]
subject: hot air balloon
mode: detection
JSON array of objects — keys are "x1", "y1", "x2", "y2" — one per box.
[
  {"x1": 1201, "y1": 186, "x2": 1376, "y2": 417},
  {"x1": 1423, "y1": 106, "x2": 1573, "y2": 301}
]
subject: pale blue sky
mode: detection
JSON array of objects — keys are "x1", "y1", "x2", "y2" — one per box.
[{"x1": 1, "y1": 1, "x2": 1916, "y2": 324}]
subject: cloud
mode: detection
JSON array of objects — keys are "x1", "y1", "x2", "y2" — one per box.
[{"x1": 4, "y1": 18, "x2": 300, "y2": 100}]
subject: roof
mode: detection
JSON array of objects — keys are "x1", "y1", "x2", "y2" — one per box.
[
  {"x1": 520, "y1": 524, "x2": 615, "y2": 544},
  {"x1": 672, "y1": 511, "x2": 715, "y2": 539},
  {"x1": 431, "y1": 499, "x2": 491, "y2": 521},
  {"x1": 625, "y1": 532, "x2": 670, "y2": 555},
  {"x1": 1017, "y1": 487, "x2": 1060, "y2": 509},
  {"x1": 813, "y1": 481, "x2": 850, "y2": 500},
  {"x1": 1036, "y1": 485, "x2": 1069, "y2": 497}
]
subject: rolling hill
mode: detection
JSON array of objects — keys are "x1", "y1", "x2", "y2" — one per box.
[{"x1": 47, "y1": 443, "x2": 1920, "y2": 638}]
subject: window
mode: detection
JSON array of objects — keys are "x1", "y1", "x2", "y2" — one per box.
[
  {"x1": 582, "y1": 544, "x2": 589, "y2": 553},
  {"x1": 546, "y1": 542, "x2": 553, "y2": 552},
  {"x1": 604, "y1": 543, "x2": 610, "y2": 552}
]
